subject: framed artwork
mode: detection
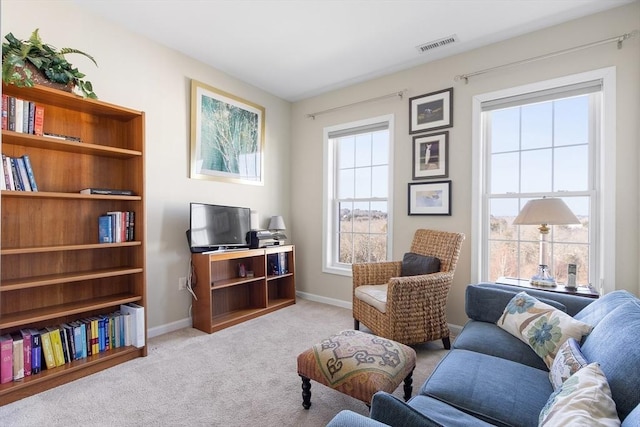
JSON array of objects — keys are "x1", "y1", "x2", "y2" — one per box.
[
  {"x1": 409, "y1": 87, "x2": 453, "y2": 134},
  {"x1": 408, "y1": 180, "x2": 452, "y2": 215},
  {"x1": 412, "y1": 131, "x2": 448, "y2": 179},
  {"x1": 190, "y1": 79, "x2": 265, "y2": 185}
]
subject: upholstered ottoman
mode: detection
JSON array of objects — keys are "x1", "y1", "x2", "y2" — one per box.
[{"x1": 297, "y1": 329, "x2": 416, "y2": 408}]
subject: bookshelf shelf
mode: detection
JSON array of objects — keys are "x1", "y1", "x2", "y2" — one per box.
[
  {"x1": 0, "y1": 83, "x2": 146, "y2": 405},
  {"x1": 191, "y1": 245, "x2": 296, "y2": 333}
]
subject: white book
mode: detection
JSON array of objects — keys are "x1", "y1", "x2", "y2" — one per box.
[
  {"x1": 14, "y1": 99, "x2": 23, "y2": 133},
  {"x1": 4, "y1": 156, "x2": 15, "y2": 191},
  {"x1": 119, "y1": 303, "x2": 144, "y2": 348}
]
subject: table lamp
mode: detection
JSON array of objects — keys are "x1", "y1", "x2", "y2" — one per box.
[
  {"x1": 512, "y1": 197, "x2": 580, "y2": 287},
  {"x1": 268, "y1": 215, "x2": 287, "y2": 244}
]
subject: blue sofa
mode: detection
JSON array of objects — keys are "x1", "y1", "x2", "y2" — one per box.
[{"x1": 328, "y1": 283, "x2": 640, "y2": 426}]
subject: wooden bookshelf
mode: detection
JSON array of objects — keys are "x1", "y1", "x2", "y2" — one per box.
[
  {"x1": 0, "y1": 84, "x2": 146, "y2": 405},
  {"x1": 191, "y1": 245, "x2": 295, "y2": 333}
]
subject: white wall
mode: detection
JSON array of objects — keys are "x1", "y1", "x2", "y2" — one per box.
[
  {"x1": 290, "y1": 2, "x2": 640, "y2": 327},
  {"x1": 1, "y1": 0, "x2": 292, "y2": 334}
]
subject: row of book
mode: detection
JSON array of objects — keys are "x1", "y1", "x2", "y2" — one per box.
[
  {"x1": 99, "y1": 211, "x2": 136, "y2": 243},
  {"x1": 0, "y1": 303, "x2": 144, "y2": 384},
  {"x1": 1, "y1": 95, "x2": 44, "y2": 135},
  {"x1": 1, "y1": 154, "x2": 38, "y2": 191},
  {"x1": 1, "y1": 94, "x2": 82, "y2": 142}
]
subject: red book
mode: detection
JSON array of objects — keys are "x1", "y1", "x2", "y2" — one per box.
[
  {"x1": 34, "y1": 104, "x2": 45, "y2": 136},
  {"x1": 0, "y1": 334, "x2": 13, "y2": 384},
  {"x1": 20, "y1": 329, "x2": 32, "y2": 376},
  {"x1": 1, "y1": 94, "x2": 7, "y2": 130}
]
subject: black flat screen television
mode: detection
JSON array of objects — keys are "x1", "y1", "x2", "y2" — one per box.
[{"x1": 188, "y1": 203, "x2": 251, "y2": 252}]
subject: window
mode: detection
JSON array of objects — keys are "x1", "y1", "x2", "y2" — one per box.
[
  {"x1": 472, "y1": 68, "x2": 616, "y2": 293},
  {"x1": 323, "y1": 115, "x2": 393, "y2": 276}
]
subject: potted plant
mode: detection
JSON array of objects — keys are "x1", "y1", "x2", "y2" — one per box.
[{"x1": 2, "y1": 28, "x2": 98, "y2": 98}]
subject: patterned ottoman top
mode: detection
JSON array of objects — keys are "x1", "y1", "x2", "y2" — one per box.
[{"x1": 311, "y1": 329, "x2": 415, "y2": 386}]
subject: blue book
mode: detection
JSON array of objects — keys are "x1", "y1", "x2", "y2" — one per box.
[
  {"x1": 29, "y1": 329, "x2": 41, "y2": 374},
  {"x1": 99, "y1": 215, "x2": 112, "y2": 243},
  {"x1": 21, "y1": 155, "x2": 38, "y2": 191}
]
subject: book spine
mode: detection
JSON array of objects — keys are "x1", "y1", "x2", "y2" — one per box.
[
  {"x1": 22, "y1": 100, "x2": 29, "y2": 134},
  {"x1": 8, "y1": 96, "x2": 16, "y2": 132},
  {"x1": 1, "y1": 94, "x2": 7, "y2": 130},
  {"x1": 59, "y1": 326, "x2": 70, "y2": 363},
  {"x1": 28, "y1": 101, "x2": 35, "y2": 134},
  {"x1": 99, "y1": 215, "x2": 113, "y2": 243},
  {"x1": 0, "y1": 335, "x2": 13, "y2": 383},
  {"x1": 120, "y1": 303, "x2": 145, "y2": 348},
  {"x1": 16, "y1": 157, "x2": 32, "y2": 191},
  {"x1": 48, "y1": 328, "x2": 65, "y2": 367},
  {"x1": 10, "y1": 157, "x2": 24, "y2": 191},
  {"x1": 11, "y1": 334, "x2": 24, "y2": 380},
  {"x1": 14, "y1": 98, "x2": 23, "y2": 133},
  {"x1": 22, "y1": 155, "x2": 38, "y2": 191},
  {"x1": 20, "y1": 329, "x2": 32, "y2": 376},
  {"x1": 34, "y1": 104, "x2": 44, "y2": 136},
  {"x1": 30, "y1": 329, "x2": 41, "y2": 375},
  {"x1": 3, "y1": 155, "x2": 15, "y2": 190},
  {"x1": 80, "y1": 188, "x2": 134, "y2": 195},
  {"x1": 40, "y1": 331, "x2": 56, "y2": 370}
]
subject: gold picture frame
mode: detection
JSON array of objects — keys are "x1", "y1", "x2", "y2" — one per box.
[{"x1": 190, "y1": 79, "x2": 265, "y2": 185}]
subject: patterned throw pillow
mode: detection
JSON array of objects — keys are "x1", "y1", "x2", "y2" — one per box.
[
  {"x1": 548, "y1": 338, "x2": 588, "y2": 391},
  {"x1": 497, "y1": 292, "x2": 593, "y2": 368},
  {"x1": 539, "y1": 363, "x2": 620, "y2": 426}
]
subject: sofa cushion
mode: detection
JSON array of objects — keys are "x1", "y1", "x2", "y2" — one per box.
[
  {"x1": 421, "y1": 349, "x2": 553, "y2": 427},
  {"x1": 548, "y1": 337, "x2": 588, "y2": 391},
  {"x1": 497, "y1": 292, "x2": 592, "y2": 368},
  {"x1": 401, "y1": 253, "x2": 440, "y2": 276},
  {"x1": 621, "y1": 405, "x2": 640, "y2": 427},
  {"x1": 581, "y1": 300, "x2": 640, "y2": 421},
  {"x1": 466, "y1": 285, "x2": 567, "y2": 324},
  {"x1": 574, "y1": 290, "x2": 638, "y2": 326},
  {"x1": 453, "y1": 320, "x2": 549, "y2": 370},
  {"x1": 539, "y1": 363, "x2": 620, "y2": 426}
]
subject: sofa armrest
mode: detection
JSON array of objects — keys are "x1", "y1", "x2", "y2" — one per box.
[
  {"x1": 326, "y1": 410, "x2": 389, "y2": 427},
  {"x1": 369, "y1": 392, "x2": 444, "y2": 427}
]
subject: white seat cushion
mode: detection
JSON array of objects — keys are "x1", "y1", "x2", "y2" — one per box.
[{"x1": 355, "y1": 284, "x2": 388, "y2": 313}]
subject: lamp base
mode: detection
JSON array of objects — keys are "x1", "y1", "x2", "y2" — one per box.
[{"x1": 530, "y1": 264, "x2": 556, "y2": 287}]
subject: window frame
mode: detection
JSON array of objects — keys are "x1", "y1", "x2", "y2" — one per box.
[
  {"x1": 471, "y1": 67, "x2": 616, "y2": 294},
  {"x1": 322, "y1": 114, "x2": 394, "y2": 276}
]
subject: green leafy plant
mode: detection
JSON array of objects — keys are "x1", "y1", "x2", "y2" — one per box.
[{"x1": 2, "y1": 29, "x2": 98, "y2": 98}]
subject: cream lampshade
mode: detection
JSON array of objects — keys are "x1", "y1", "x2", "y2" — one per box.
[
  {"x1": 268, "y1": 215, "x2": 287, "y2": 243},
  {"x1": 513, "y1": 197, "x2": 580, "y2": 286}
]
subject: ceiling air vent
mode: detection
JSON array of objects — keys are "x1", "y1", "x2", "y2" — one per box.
[{"x1": 416, "y1": 34, "x2": 458, "y2": 54}]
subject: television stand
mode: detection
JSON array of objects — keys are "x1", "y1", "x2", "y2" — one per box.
[{"x1": 191, "y1": 245, "x2": 296, "y2": 333}]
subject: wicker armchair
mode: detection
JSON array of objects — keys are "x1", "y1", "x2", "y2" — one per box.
[{"x1": 352, "y1": 229, "x2": 465, "y2": 348}]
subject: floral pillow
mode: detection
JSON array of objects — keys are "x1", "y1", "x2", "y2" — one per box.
[
  {"x1": 497, "y1": 292, "x2": 593, "y2": 368},
  {"x1": 548, "y1": 338, "x2": 588, "y2": 391},
  {"x1": 539, "y1": 362, "x2": 620, "y2": 426}
]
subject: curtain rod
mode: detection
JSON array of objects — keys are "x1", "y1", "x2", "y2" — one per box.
[
  {"x1": 306, "y1": 90, "x2": 406, "y2": 119},
  {"x1": 455, "y1": 30, "x2": 638, "y2": 84}
]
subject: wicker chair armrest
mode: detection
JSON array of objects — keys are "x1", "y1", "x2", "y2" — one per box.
[
  {"x1": 352, "y1": 261, "x2": 402, "y2": 287},
  {"x1": 386, "y1": 271, "x2": 454, "y2": 313}
]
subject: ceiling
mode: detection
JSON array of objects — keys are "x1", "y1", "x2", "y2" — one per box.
[{"x1": 74, "y1": 0, "x2": 633, "y2": 102}]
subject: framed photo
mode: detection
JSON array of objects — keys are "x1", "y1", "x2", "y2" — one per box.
[
  {"x1": 408, "y1": 181, "x2": 451, "y2": 215},
  {"x1": 409, "y1": 87, "x2": 453, "y2": 134},
  {"x1": 412, "y1": 131, "x2": 448, "y2": 179},
  {"x1": 190, "y1": 79, "x2": 265, "y2": 185}
]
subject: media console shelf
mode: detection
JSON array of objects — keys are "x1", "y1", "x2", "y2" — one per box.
[{"x1": 191, "y1": 245, "x2": 295, "y2": 333}]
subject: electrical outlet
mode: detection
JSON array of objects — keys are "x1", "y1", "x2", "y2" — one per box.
[{"x1": 178, "y1": 277, "x2": 187, "y2": 290}]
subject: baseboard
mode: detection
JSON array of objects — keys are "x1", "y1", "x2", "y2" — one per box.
[
  {"x1": 296, "y1": 291, "x2": 352, "y2": 309},
  {"x1": 147, "y1": 316, "x2": 192, "y2": 339},
  {"x1": 147, "y1": 294, "x2": 464, "y2": 339}
]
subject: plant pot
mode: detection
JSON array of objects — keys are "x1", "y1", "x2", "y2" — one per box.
[{"x1": 24, "y1": 62, "x2": 74, "y2": 93}]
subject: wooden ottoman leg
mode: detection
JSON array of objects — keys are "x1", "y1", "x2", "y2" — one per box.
[
  {"x1": 442, "y1": 336, "x2": 451, "y2": 350},
  {"x1": 354, "y1": 319, "x2": 360, "y2": 330},
  {"x1": 403, "y1": 368, "x2": 415, "y2": 401},
  {"x1": 300, "y1": 375, "x2": 312, "y2": 409}
]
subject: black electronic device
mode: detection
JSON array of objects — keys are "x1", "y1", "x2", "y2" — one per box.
[
  {"x1": 248, "y1": 230, "x2": 278, "y2": 248},
  {"x1": 187, "y1": 203, "x2": 251, "y2": 253}
]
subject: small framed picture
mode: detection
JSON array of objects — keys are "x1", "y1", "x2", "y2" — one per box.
[
  {"x1": 412, "y1": 131, "x2": 448, "y2": 179},
  {"x1": 408, "y1": 181, "x2": 452, "y2": 216},
  {"x1": 409, "y1": 87, "x2": 453, "y2": 134}
]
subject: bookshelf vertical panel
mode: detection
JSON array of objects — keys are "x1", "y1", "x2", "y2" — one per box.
[{"x1": 0, "y1": 84, "x2": 146, "y2": 404}]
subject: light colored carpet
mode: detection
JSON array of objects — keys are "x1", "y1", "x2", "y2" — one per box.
[{"x1": 0, "y1": 299, "x2": 450, "y2": 426}]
